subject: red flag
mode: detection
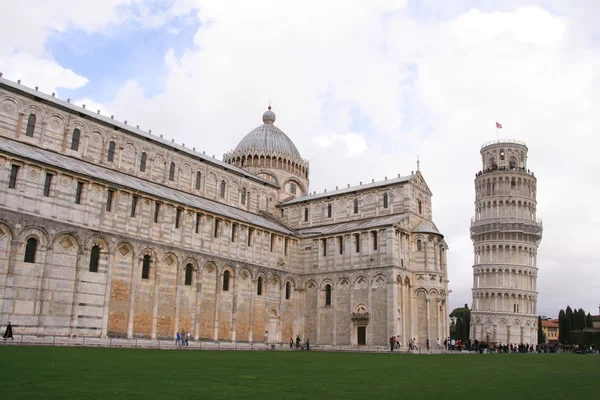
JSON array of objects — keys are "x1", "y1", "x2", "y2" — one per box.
[{"x1": 496, "y1": 121, "x2": 503, "y2": 129}]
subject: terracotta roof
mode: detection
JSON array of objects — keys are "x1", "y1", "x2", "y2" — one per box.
[{"x1": 542, "y1": 320, "x2": 559, "y2": 328}]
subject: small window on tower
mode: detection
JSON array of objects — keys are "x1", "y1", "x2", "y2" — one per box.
[{"x1": 290, "y1": 183, "x2": 297, "y2": 195}]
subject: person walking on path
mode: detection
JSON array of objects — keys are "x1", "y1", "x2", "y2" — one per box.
[
  {"x1": 3, "y1": 322, "x2": 13, "y2": 340},
  {"x1": 175, "y1": 331, "x2": 181, "y2": 346}
]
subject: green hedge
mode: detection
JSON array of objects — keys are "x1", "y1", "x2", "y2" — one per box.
[{"x1": 570, "y1": 330, "x2": 600, "y2": 347}]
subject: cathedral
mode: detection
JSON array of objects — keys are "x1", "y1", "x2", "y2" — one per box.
[{"x1": 0, "y1": 75, "x2": 449, "y2": 347}]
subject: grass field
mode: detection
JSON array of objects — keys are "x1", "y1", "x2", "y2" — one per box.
[{"x1": 0, "y1": 347, "x2": 598, "y2": 399}]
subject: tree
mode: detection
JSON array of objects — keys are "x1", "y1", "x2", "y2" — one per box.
[
  {"x1": 449, "y1": 304, "x2": 471, "y2": 343},
  {"x1": 558, "y1": 309, "x2": 566, "y2": 344},
  {"x1": 565, "y1": 306, "x2": 574, "y2": 344},
  {"x1": 537, "y1": 315, "x2": 546, "y2": 344},
  {"x1": 586, "y1": 313, "x2": 594, "y2": 329},
  {"x1": 575, "y1": 308, "x2": 586, "y2": 330}
]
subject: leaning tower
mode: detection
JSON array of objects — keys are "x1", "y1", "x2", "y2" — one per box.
[{"x1": 470, "y1": 139, "x2": 543, "y2": 346}]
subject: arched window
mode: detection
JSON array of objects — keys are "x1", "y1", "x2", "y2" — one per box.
[
  {"x1": 24, "y1": 237, "x2": 38, "y2": 263},
  {"x1": 418, "y1": 199, "x2": 422, "y2": 214},
  {"x1": 195, "y1": 172, "x2": 201, "y2": 190},
  {"x1": 353, "y1": 198, "x2": 359, "y2": 214},
  {"x1": 71, "y1": 129, "x2": 80, "y2": 151},
  {"x1": 511, "y1": 177, "x2": 516, "y2": 189},
  {"x1": 220, "y1": 180, "x2": 226, "y2": 198},
  {"x1": 223, "y1": 270, "x2": 230, "y2": 291},
  {"x1": 185, "y1": 263, "x2": 193, "y2": 286},
  {"x1": 500, "y1": 151, "x2": 505, "y2": 161},
  {"x1": 327, "y1": 203, "x2": 332, "y2": 218},
  {"x1": 241, "y1": 188, "x2": 247, "y2": 205},
  {"x1": 139, "y1": 152, "x2": 147, "y2": 172},
  {"x1": 25, "y1": 114, "x2": 36, "y2": 137},
  {"x1": 285, "y1": 282, "x2": 291, "y2": 300},
  {"x1": 383, "y1": 193, "x2": 388, "y2": 209},
  {"x1": 325, "y1": 284, "x2": 332, "y2": 306},
  {"x1": 304, "y1": 207, "x2": 309, "y2": 222},
  {"x1": 142, "y1": 255, "x2": 151, "y2": 279},
  {"x1": 107, "y1": 141, "x2": 116, "y2": 162},
  {"x1": 257, "y1": 276, "x2": 263, "y2": 296},
  {"x1": 169, "y1": 162, "x2": 175, "y2": 181},
  {"x1": 417, "y1": 239, "x2": 422, "y2": 251},
  {"x1": 89, "y1": 245, "x2": 100, "y2": 272}
]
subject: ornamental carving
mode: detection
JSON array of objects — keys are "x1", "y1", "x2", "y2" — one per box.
[
  {"x1": 92, "y1": 184, "x2": 103, "y2": 197},
  {"x1": 49, "y1": 118, "x2": 61, "y2": 130},
  {"x1": 27, "y1": 167, "x2": 40, "y2": 180},
  {"x1": 61, "y1": 176, "x2": 72, "y2": 187},
  {"x1": 351, "y1": 312, "x2": 370, "y2": 321},
  {"x1": 2, "y1": 101, "x2": 15, "y2": 115}
]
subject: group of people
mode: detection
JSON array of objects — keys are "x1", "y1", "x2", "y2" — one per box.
[
  {"x1": 290, "y1": 335, "x2": 310, "y2": 350},
  {"x1": 175, "y1": 330, "x2": 191, "y2": 346}
]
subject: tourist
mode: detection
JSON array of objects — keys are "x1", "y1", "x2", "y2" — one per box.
[
  {"x1": 305, "y1": 338, "x2": 310, "y2": 351},
  {"x1": 289, "y1": 338, "x2": 294, "y2": 349},
  {"x1": 175, "y1": 331, "x2": 181, "y2": 346},
  {"x1": 295, "y1": 335, "x2": 301, "y2": 350},
  {"x1": 3, "y1": 321, "x2": 13, "y2": 340},
  {"x1": 437, "y1": 338, "x2": 441, "y2": 351},
  {"x1": 426, "y1": 339, "x2": 430, "y2": 351},
  {"x1": 186, "y1": 331, "x2": 190, "y2": 346},
  {"x1": 390, "y1": 336, "x2": 395, "y2": 352}
]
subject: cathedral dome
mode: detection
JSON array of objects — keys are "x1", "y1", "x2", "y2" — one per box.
[{"x1": 234, "y1": 106, "x2": 301, "y2": 159}]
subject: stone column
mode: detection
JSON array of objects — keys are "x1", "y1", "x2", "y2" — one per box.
[
  {"x1": 193, "y1": 267, "x2": 202, "y2": 341},
  {"x1": 213, "y1": 272, "x2": 221, "y2": 342},
  {"x1": 367, "y1": 278, "x2": 373, "y2": 345},
  {"x1": 36, "y1": 245, "x2": 54, "y2": 335},
  {"x1": 401, "y1": 282, "x2": 407, "y2": 347},
  {"x1": 388, "y1": 275, "x2": 396, "y2": 342},
  {"x1": 350, "y1": 281, "x2": 356, "y2": 345},
  {"x1": 426, "y1": 298, "x2": 431, "y2": 349},
  {"x1": 68, "y1": 248, "x2": 85, "y2": 337},
  {"x1": 15, "y1": 112, "x2": 24, "y2": 138},
  {"x1": 61, "y1": 125, "x2": 69, "y2": 152},
  {"x1": 174, "y1": 267, "x2": 182, "y2": 338},
  {"x1": 332, "y1": 283, "x2": 337, "y2": 345},
  {"x1": 101, "y1": 249, "x2": 114, "y2": 338},
  {"x1": 117, "y1": 146, "x2": 124, "y2": 169},
  {"x1": 151, "y1": 270, "x2": 161, "y2": 339},
  {"x1": 231, "y1": 275, "x2": 238, "y2": 342},
  {"x1": 127, "y1": 258, "x2": 141, "y2": 339},
  {"x1": 248, "y1": 279, "x2": 255, "y2": 343}
]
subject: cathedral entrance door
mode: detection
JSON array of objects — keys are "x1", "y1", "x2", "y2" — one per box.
[
  {"x1": 268, "y1": 310, "x2": 278, "y2": 343},
  {"x1": 357, "y1": 327, "x2": 366, "y2": 345}
]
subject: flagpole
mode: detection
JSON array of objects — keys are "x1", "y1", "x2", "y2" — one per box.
[{"x1": 495, "y1": 119, "x2": 499, "y2": 142}]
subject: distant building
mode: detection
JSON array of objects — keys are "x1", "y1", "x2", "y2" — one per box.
[{"x1": 542, "y1": 319, "x2": 559, "y2": 344}]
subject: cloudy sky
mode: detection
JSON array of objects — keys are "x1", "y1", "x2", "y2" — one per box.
[{"x1": 2, "y1": 0, "x2": 599, "y2": 318}]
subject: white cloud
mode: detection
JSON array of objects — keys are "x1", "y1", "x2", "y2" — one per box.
[
  {"x1": 0, "y1": 53, "x2": 88, "y2": 96},
  {"x1": 312, "y1": 133, "x2": 368, "y2": 158},
  {"x1": 6, "y1": 0, "x2": 600, "y2": 318}
]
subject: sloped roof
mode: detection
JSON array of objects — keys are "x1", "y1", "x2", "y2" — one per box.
[
  {"x1": 0, "y1": 138, "x2": 293, "y2": 235},
  {"x1": 282, "y1": 174, "x2": 413, "y2": 205},
  {"x1": 296, "y1": 213, "x2": 408, "y2": 237},
  {"x1": 542, "y1": 320, "x2": 559, "y2": 328},
  {"x1": 0, "y1": 77, "x2": 278, "y2": 188},
  {"x1": 412, "y1": 220, "x2": 443, "y2": 236}
]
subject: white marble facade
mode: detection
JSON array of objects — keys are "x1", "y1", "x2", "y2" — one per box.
[
  {"x1": 0, "y1": 76, "x2": 449, "y2": 346},
  {"x1": 470, "y1": 140, "x2": 543, "y2": 345}
]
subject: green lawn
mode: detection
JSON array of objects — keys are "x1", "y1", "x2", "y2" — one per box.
[{"x1": 0, "y1": 347, "x2": 598, "y2": 399}]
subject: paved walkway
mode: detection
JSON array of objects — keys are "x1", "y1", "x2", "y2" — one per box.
[{"x1": 0, "y1": 335, "x2": 459, "y2": 354}]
